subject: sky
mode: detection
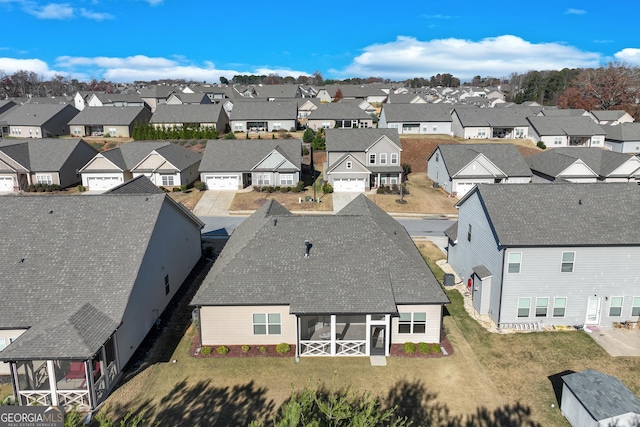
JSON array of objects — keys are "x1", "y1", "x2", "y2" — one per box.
[{"x1": 0, "y1": 0, "x2": 639, "y2": 84}]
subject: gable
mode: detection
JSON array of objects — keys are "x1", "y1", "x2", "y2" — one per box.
[
  {"x1": 328, "y1": 154, "x2": 369, "y2": 174},
  {"x1": 367, "y1": 135, "x2": 402, "y2": 153},
  {"x1": 253, "y1": 150, "x2": 299, "y2": 171},
  {"x1": 558, "y1": 160, "x2": 598, "y2": 178},
  {"x1": 607, "y1": 157, "x2": 640, "y2": 177},
  {"x1": 80, "y1": 154, "x2": 122, "y2": 172},
  {"x1": 0, "y1": 151, "x2": 27, "y2": 172},
  {"x1": 454, "y1": 155, "x2": 505, "y2": 178},
  {"x1": 132, "y1": 152, "x2": 177, "y2": 172}
]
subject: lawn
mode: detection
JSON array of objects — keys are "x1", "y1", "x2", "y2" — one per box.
[
  {"x1": 229, "y1": 190, "x2": 333, "y2": 212},
  {"x1": 367, "y1": 174, "x2": 457, "y2": 214},
  {"x1": 168, "y1": 188, "x2": 206, "y2": 211}
]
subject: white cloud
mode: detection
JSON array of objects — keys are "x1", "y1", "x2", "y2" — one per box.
[
  {"x1": 614, "y1": 48, "x2": 640, "y2": 65},
  {"x1": 56, "y1": 55, "x2": 176, "y2": 68},
  {"x1": 565, "y1": 8, "x2": 586, "y2": 15},
  {"x1": 0, "y1": 57, "x2": 62, "y2": 78},
  {"x1": 79, "y1": 7, "x2": 112, "y2": 20},
  {"x1": 254, "y1": 67, "x2": 309, "y2": 77},
  {"x1": 25, "y1": 2, "x2": 74, "y2": 19},
  {"x1": 337, "y1": 35, "x2": 602, "y2": 81}
]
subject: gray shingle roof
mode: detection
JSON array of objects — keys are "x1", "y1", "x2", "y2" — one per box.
[
  {"x1": 69, "y1": 106, "x2": 150, "y2": 126},
  {"x1": 95, "y1": 141, "x2": 199, "y2": 171},
  {"x1": 527, "y1": 116, "x2": 605, "y2": 136},
  {"x1": 325, "y1": 128, "x2": 401, "y2": 152},
  {"x1": 191, "y1": 195, "x2": 449, "y2": 313},
  {"x1": 308, "y1": 103, "x2": 372, "y2": 120},
  {"x1": 382, "y1": 104, "x2": 452, "y2": 122},
  {"x1": 603, "y1": 122, "x2": 640, "y2": 141},
  {"x1": 230, "y1": 100, "x2": 298, "y2": 120},
  {"x1": 590, "y1": 110, "x2": 629, "y2": 122},
  {"x1": 434, "y1": 144, "x2": 532, "y2": 177},
  {"x1": 562, "y1": 369, "x2": 640, "y2": 421},
  {"x1": 0, "y1": 138, "x2": 96, "y2": 171},
  {"x1": 199, "y1": 139, "x2": 301, "y2": 172},
  {"x1": 0, "y1": 193, "x2": 173, "y2": 359},
  {"x1": 94, "y1": 93, "x2": 144, "y2": 104},
  {"x1": 453, "y1": 108, "x2": 530, "y2": 127},
  {"x1": 1, "y1": 104, "x2": 79, "y2": 126},
  {"x1": 526, "y1": 147, "x2": 638, "y2": 178},
  {"x1": 540, "y1": 108, "x2": 587, "y2": 117},
  {"x1": 106, "y1": 175, "x2": 164, "y2": 194},
  {"x1": 462, "y1": 183, "x2": 640, "y2": 246},
  {"x1": 150, "y1": 104, "x2": 224, "y2": 124}
]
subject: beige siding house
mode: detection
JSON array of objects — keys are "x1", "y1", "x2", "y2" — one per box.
[
  {"x1": 2, "y1": 104, "x2": 79, "y2": 138},
  {"x1": 68, "y1": 106, "x2": 152, "y2": 138}
]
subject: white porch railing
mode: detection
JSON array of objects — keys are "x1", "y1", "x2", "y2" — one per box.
[
  {"x1": 19, "y1": 391, "x2": 52, "y2": 406},
  {"x1": 300, "y1": 341, "x2": 331, "y2": 356},
  {"x1": 336, "y1": 341, "x2": 366, "y2": 356},
  {"x1": 107, "y1": 362, "x2": 118, "y2": 384},
  {"x1": 57, "y1": 390, "x2": 90, "y2": 409}
]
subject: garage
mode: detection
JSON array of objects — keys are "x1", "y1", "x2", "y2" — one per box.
[
  {"x1": 87, "y1": 176, "x2": 121, "y2": 191},
  {"x1": 333, "y1": 178, "x2": 366, "y2": 192},
  {"x1": 0, "y1": 176, "x2": 14, "y2": 192},
  {"x1": 206, "y1": 175, "x2": 239, "y2": 190},
  {"x1": 455, "y1": 182, "x2": 476, "y2": 197}
]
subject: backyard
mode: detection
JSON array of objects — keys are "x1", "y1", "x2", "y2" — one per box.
[{"x1": 90, "y1": 241, "x2": 640, "y2": 427}]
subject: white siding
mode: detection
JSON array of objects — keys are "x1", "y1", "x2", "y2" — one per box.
[
  {"x1": 0, "y1": 329, "x2": 26, "y2": 375},
  {"x1": 391, "y1": 304, "x2": 443, "y2": 344},
  {"x1": 427, "y1": 148, "x2": 452, "y2": 193},
  {"x1": 561, "y1": 385, "x2": 599, "y2": 427}
]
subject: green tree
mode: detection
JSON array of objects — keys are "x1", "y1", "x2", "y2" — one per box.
[{"x1": 302, "y1": 128, "x2": 314, "y2": 143}]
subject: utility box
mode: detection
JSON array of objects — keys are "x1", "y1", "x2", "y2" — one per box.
[{"x1": 444, "y1": 273, "x2": 455, "y2": 286}]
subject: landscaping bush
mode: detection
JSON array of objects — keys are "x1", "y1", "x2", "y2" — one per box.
[
  {"x1": 301, "y1": 145, "x2": 310, "y2": 156},
  {"x1": 241, "y1": 345, "x2": 250, "y2": 352},
  {"x1": 194, "y1": 181, "x2": 206, "y2": 191},
  {"x1": 200, "y1": 346, "x2": 213, "y2": 356},
  {"x1": 224, "y1": 132, "x2": 237, "y2": 140},
  {"x1": 25, "y1": 183, "x2": 61, "y2": 193},
  {"x1": 403, "y1": 342, "x2": 416, "y2": 354},
  {"x1": 259, "y1": 346, "x2": 267, "y2": 354},
  {"x1": 280, "y1": 186, "x2": 289, "y2": 193},
  {"x1": 216, "y1": 346, "x2": 230, "y2": 355},
  {"x1": 159, "y1": 186, "x2": 169, "y2": 193},
  {"x1": 295, "y1": 181, "x2": 305, "y2": 192},
  {"x1": 264, "y1": 186, "x2": 275, "y2": 193},
  {"x1": 77, "y1": 185, "x2": 85, "y2": 192},
  {"x1": 321, "y1": 182, "x2": 333, "y2": 194},
  {"x1": 431, "y1": 343, "x2": 441, "y2": 353},
  {"x1": 180, "y1": 184, "x2": 187, "y2": 192},
  {"x1": 302, "y1": 128, "x2": 314, "y2": 143},
  {"x1": 376, "y1": 185, "x2": 392, "y2": 194},
  {"x1": 417, "y1": 342, "x2": 430, "y2": 354},
  {"x1": 537, "y1": 141, "x2": 547, "y2": 149},
  {"x1": 276, "y1": 342, "x2": 291, "y2": 354},
  {"x1": 274, "y1": 186, "x2": 281, "y2": 192},
  {"x1": 172, "y1": 187, "x2": 181, "y2": 192}
]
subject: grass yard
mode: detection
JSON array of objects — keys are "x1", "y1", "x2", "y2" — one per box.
[
  {"x1": 0, "y1": 383, "x2": 11, "y2": 402},
  {"x1": 367, "y1": 174, "x2": 457, "y2": 214},
  {"x1": 168, "y1": 188, "x2": 206, "y2": 211},
  {"x1": 229, "y1": 190, "x2": 333, "y2": 212}
]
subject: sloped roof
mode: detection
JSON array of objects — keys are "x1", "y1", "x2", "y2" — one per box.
[
  {"x1": 230, "y1": 100, "x2": 298, "y2": 120},
  {"x1": 199, "y1": 139, "x2": 301, "y2": 172},
  {"x1": 453, "y1": 108, "x2": 530, "y2": 127},
  {"x1": 325, "y1": 128, "x2": 401, "y2": 152},
  {"x1": 590, "y1": 110, "x2": 629, "y2": 122},
  {"x1": 603, "y1": 122, "x2": 640, "y2": 142},
  {"x1": 167, "y1": 92, "x2": 210, "y2": 104},
  {"x1": 191, "y1": 195, "x2": 449, "y2": 313},
  {"x1": 150, "y1": 104, "x2": 224, "y2": 124},
  {"x1": 526, "y1": 147, "x2": 638, "y2": 178},
  {"x1": 527, "y1": 116, "x2": 605, "y2": 136},
  {"x1": 459, "y1": 183, "x2": 640, "y2": 246},
  {"x1": 382, "y1": 104, "x2": 452, "y2": 122},
  {"x1": 106, "y1": 175, "x2": 164, "y2": 194},
  {"x1": 307, "y1": 102, "x2": 372, "y2": 120},
  {"x1": 98, "y1": 141, "x2": 173, "y2": 170},
  {"x1": 254, "y1": 85, "x2": 300, "y2": 98},
  {"x1": 562, "y1": 369, "x2": 640, "y2": 421},
  {"x1": 1, "y1": 103, "x2": 78, "y2": 126},
  {"x1": 0, "y1": 138, "x2": 96, "y2": 171},
  {"x1": 540, "y1": 108, "x2": 587, "y2": 117},
  {"x1": 434, "y1": 143, "x2": 532, "y2": 177},
  {"x1": 94, "y1": 93, "x2": 144, "y2": 104},
  {"x1": 69, "y1": 106, "x2": 149, "y2": 126}
]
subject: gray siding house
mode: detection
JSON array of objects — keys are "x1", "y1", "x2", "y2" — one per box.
[
  {"x1": 306, "y1": 103, "x2": 374, "y2": 131},
  {"x1": 379, "y1": 104, "x2": 452, "y2": 135},
  {"x1": 527, "y1": 116, "x2": 606, "y2": 148},
  {"x1": 446, "y1": 183, "x2": 640, "y2": 329},
  {"x1": 150, "y1": 104, "x2": 229, "y2": 132},
  {"x1": 229, "y1": 100, "x2": 298, "y2": 133},
  {"x1": 2, "y1": 104, "x2": 79, "y2": 138},
  {"x1": 602, "y1": 123, "x2": 640, "y2": 153},
  {"x1": 451, "y1": 108, "x2": 530, "y2": 140},
  {"x1": 191, "y1": 195, "x2": 449, "y2": 357}
]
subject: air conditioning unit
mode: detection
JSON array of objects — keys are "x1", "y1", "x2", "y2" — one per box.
[{"x1": 433, "y1": 182, "x2": 439, "y2": 188}]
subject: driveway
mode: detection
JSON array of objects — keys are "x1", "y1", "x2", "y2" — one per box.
[
  {"x1": 586, "y1": 326, "x2": 640, "y2": 356},
  {"x1": 332, "y1": 192, "x2": 361, "y2": 213},
  {"x1": 193, "y1": 190, "x2": 237, "y2": 217}
]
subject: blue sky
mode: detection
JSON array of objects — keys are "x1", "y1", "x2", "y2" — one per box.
[{"x1": 0, "y1": 0, "x2": 639, "y2": 83}]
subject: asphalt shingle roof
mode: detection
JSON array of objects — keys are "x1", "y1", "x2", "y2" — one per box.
[
  {"x1": 382, "y1": 104, "x2": 452, "y2": 122},
  {"x1": 526, "y1": 147, "x2": 638, "y2": 178},
  {"x1": 106, "y1": 175, "x2": 164, "y2": 194},
  {"x1": 191, "y1": 195, "x2": 449, "y2": 313},
  {"x1": 434, "y1": 143, "x2": 532, "y2": 177},
  {"x1": 462, "y1": 183, "x2": 640, "y2": 246},
  {"x1": 151, "y1": 104, "x2": 224, "y2": 124},
  {"x1": 590, "y1": 110, "x2": 629, "y2": 122},
  {"x1": 562, "y1": 370, "x2": 640, "y2": 421},
  {"x1": 230, "y1": 101, "x2": 298, "y2": 120},
  {"x1": 325, "y1": 128, "x2": 401, "y2": 152},
  {"x1": 1, "y1": 104, "x2": 78, "y2": 126},
  {"x1": 0, "y1": 138, "x2": 95, "y2": 171},
  {"x1": 453, "y1": 108, "x2": 530, "y2": 127},
  {"x1": 527, "y1": 116, "x2": 605, "y2": 136},
  {"x1": 199, "y1": 139, "x2": 301, "y2": 172},
  {"x1": 307, "y1": 103, "x2": 372, "y2": 120},
  {"x1": 603, "y1": 122, "x2": 640, "y2": 141},
  {"x1": 69, "y1": 106, "x2": 149, "y2": 126},
  {"x1": 96, "y1": 141, "x2": 199, "y2": 171}
]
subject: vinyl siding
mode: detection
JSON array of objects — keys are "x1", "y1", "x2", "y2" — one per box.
[
  {"x1": 82, "y1": 156, "x2": 122, "y2": 171},
  {"x1": 0, "y1": 329, "x2": 26, "y2": 375},
  {"x1": 199, "y1": 305, "x2": 297, "y2": 346},
  {"x1": 427, "y1": 148, "x2": 452, "y2": 193},
  {"x1": 391, "y1": 304, "x2": 443, "y2": 344},
  {"x1": 560, "y1": 385, "x2": 599, "y2": 427}
]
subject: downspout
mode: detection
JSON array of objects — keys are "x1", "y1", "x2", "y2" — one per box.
[
  {"x1": 295, "y1": 316, "x2": 300, "y2": 363},
  {"x1": 498, "y1": 245, "x2": 506, "y2": 327}
]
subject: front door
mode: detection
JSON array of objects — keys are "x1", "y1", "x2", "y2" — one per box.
[
  {"x1": 585, "y1": 297, "x2": 601, "y2": 325},
  {"x1": 370, "y1": 325, "x2": 385, "y2": 356}
]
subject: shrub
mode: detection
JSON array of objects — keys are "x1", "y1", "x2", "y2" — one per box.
[
  {"x1": 280, "y1": 186, "x2": 289, "y2": 193},
  {"x1": 276, "y1": 342, "x2": 291, "y2": 354},
  {"x1": 180, "y1": 184, "x2": 187, "y2": 192},
  {"x1": 159, "y1": 186, "x2": 169, "y2": 193},
  {"x1": 194, "y1": 181, "x2": 206, "y2": 191},
  {"x1": 25, "y1": 183, "x2": 61, "y2": 193},
  {"x1": 403, "y1": 342, "x2": 416, "y2": 354},
  {"x1": 537, "y1": 141, "x2": 546, "y2": 149},
  {"x1": 302, "y1": 128, "x2": 314, "y2": 143},
  {"x1": 272, "y1": 134, "x2": 276, "y2": 139},
  {"x1": 377, "y1": 185, "x2": 392, "y2": 194},
  {"x1": 295, "y1": 180, "x2": 305, "y2": 192},
  {"x1": 224, "y1": 132, "x2": 237, "y2": 140},
  {"x1": 103, "y1": 133, "x2": 111, "y2": 138},
  {"x1": 200, "y1": 346, "x2": 213, "y2": 356},
  {"x1": 417, "y1": 342, "x2": 430, "y2": 354},
  {"x1": 259, "y1": 346, "x2": 267, "y2": 354},
  {"x1": 321, "y1": 182, "x2": 333, "y2": 194},
  {"x1": 264, "y1": 186, "x2": 275, "y2": 193},
  {"x1": 172, "y1": 187, "x2": 181, "y2": 192},
  {"x1": 241, "y1": 345, "x2": 250, "y2": 352},
  {"x1": 216, "y1": 346, "x2": 230, "y2": 355},
  {"x1": 274, "y1": 186, "x2": 281, "y2": 192},
  {"x1": 301, "y1": 146, "x2": 310, "y2": 156},
  {"x1": 77, "y1": 185, "x2": 85, "y2": 192},
  {"x1": 431, "y1": 343, "x2": 441, "y2": 353}
]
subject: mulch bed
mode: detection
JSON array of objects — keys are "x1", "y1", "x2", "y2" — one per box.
[
  {"x1": 190, "y1": 332, "x2": 294, "y2": 358},
  {"x1": 389, "y1": 335, "x2": 454, "y2": 358}
]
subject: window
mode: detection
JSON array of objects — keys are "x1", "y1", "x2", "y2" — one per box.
[
  {"x1": 36, "y1": 174, "x2": 52, "y2": 185},
  {"x1": 536, "y1": 298, "x2": 548, "y2": 317},
  {"x1": 253, "y1": 313, "x2": 281, "y2": 335},
  {"x1": 432, "y1": 126, "x2": 438, "y2": 132},
  {"x1": 280, "y1": 174, "x2": 293, "y2": 185},
  {"x1": 478, "y1": 129, "x2": 486, "y2": 138},
  {"x1": 517, "y1": 298, "x2": 531, "y2": 317},
  {"x1": 234, "y1": 124, "x2": 243, "y2": 131},
  {"x1": 0, "y1": 338, "x2": 5, "y2": 351},
  {"x1": 346, "y1": 161, "x2": 352, "y2": 169},
  {"x1": 161, "y1": 175, "x2": 175, "y2": 186},
  {"x1": 108, "y1": 127, "x2": 117, "y2": 135},
  {"x1": 322, "y1": 123, "x2": 331, "y2": 129},
  {"x1": 398, "y1": 312, "x2": 426, "y2": 334},
  {"x1": 553, "y1": 297, "x2": 567, "y2": 317},
  {"x1": 369, "y1": 154, "x2": 376, "y2": 164},
  {"x1": 508, "y1": 253, "x2": 521, "y2": 273},
  {"x1": 554, "y1": 137, "x2": 562, "y2": 145},
  {"x1": 273, "y1": 123, "x2": 282, "y2": 130},
  {"x1": 256, "y1": 174, "x2": 270, "y2": 185},
  {"x1": 390, "y1": 176, "x2": 398, "y2": 185},
  {"x1": 435, "y1": 153, "x2": 439, "y2": 162},
  {"x1": 633, "y1": 297, "x2": 640, "y2": 317},
  {"x1": 561, "y1": 252, "x2": 575, "y2": 272},
  {"x1": 609, "y1": 297, "x2": 623, "y2": 317},
  {"x1": 390, "y1": 153, "x2": 398, "y2": 164},
  {"x1": 164, "y1": 275, "x2": 170, "y2": 295},
  {"x1": 380, "y1": 153, "x2": 387, "y2": 164}
]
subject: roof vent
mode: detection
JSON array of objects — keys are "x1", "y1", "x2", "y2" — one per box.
[
  {"x1": 18, "y1": 258, "x2": 25, "y2": 264},
  {"x1": 48, "y1": 210, "x2": 53, "y2": 214},
  {"x1": 304, "y1": 240, "x2": 312, "y2": 258},
  {"x1": 578, "y1": 199, "x2": 583, "y2": 205},
  {"x1": 273, "y1": 218, "x2": 277, "y2": 227}
]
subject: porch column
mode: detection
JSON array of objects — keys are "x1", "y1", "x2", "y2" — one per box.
[
  {"x1": 46, "y1": 361, "x2": 59, "y2": 406},
  {"x1": 87, "y1": 360, "x2": 96, "y2": 410},
  {"x1": 295, "y1": 317, "x2": 301, "y2": 360},
  {"x1": 377, "y1": 173, "x2": 381, "y2": 187},
  {"x1": 100, "y1": 347, "x2": 109, "y2": 389},
  {"x1": 330, "y1": 315, "x2": 336, "y2": 356},
  {"x1": 365, "y1": 315, "x2": 371, "y2": 357},
  {"x1": 384, "y1": 315, "x2": 391, "y2": 357}
]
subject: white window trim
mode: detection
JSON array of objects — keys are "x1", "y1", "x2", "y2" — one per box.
[
  {"x1": 346, "y1": 161, "x2": 352, "y2": 169},
  {"x1": 609, "y1": 296, "x2": 624, "y2": 317},
  {"x1": 398, "y1": 312, "x2": 426, "y2": 334},
  {"x1": 36, "y1": 174, "x2": 53, "y2": 185},
  {"x1": 535, "y1": 297, "x2": 549, "y2": 317},
  {"x1": 508, "y1": 252, "x2": 522, "y2": 274},
  {"x1": 369, "y1": 153, "x2": 376, "y2": 164},
  {"x1": 561, "y1": 251, "x2": 575, "y2": 273},
  {"x1": 279, "y1": 174, "x2": 293, "y2": 185},
  {"x1": 380, "y1": 153, "x2": 387, "y2": 164},
  {"x1": 0, "y1": 337, "x2": 5, "y2": 352},
  {"x1": 161, "y1": 174, "x2": 175, "y2": 186},
  {"x1": 390, "y1": 153, "x2": 398, "y2": 164},
  {"x1": 632, "y1": 296, "x2": 640, "y2": 317},
  {"x1": 553, "y1": 297, "x2": 567, "y2": 318},
  {"x1": 517, "y1": 297, "x2": 531, "y2": 318},
  {"x1": 252, "y1": 313, "x2": 282, "y2": 335}
]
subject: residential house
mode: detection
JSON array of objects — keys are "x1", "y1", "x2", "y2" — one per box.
[
  {"x1": 306, "y1": 103, "x2": 373, "y2": 131},
  {"x1": 87, "y1": 93, "x2": 146, "y2": 108},
  {"x1": 379, "y1": 104, "x2": 452, "y2": 135},
  {"x1": 296, "y1": 98, "x2": 322, "y2": 124},
  {"x1": 182, "y1": 85, "x2": 235, "y2": 101},
  {"x1": 537, "y1": 108, "x2": 588, "y2": 118},
  {"x1": 602, "y1": 123, "x2": 640, "y2": 153},
  {"x1": 68, "y1": 106, "x2": 152, "y2": 138},
  {"x1": 451, "y1": 108, "x2": 530, "y2": 139},
  {"x1": 165, "y1": 92, "x2": 212, "y2": 105},
  {"x1": 0, "y1": 138, "x2": 97, "y2": 192},
  {"x1": 526, "y1": 147, "x2": 640, "y2": 183},
  {"x1": 446, "y1": 182, "x2": 640, "y2": 328},
  {"x1": 337, "y1": 99, "x2": 377, "y2": 116},
  {"x1": 315, "y1": 84, "x2": 388, "y2": 103},
  {"x1": 253, "y1": 84, "x2": 303, "y2": 100},
  {"x1": 79, "y1": 141, "x2": 202, "y2": 191},
  {"x1": 324, "y1": 128, "x2": 402, "y2": 192},
  {"x1": 150, "y1": 104, "x2": 229, "y2": 132},
  {"x1": 0, "y1": 100, "x2": 18, "y2": 137},
  {"x1": 0, "y1": 189, "x2": 203, "y2": 408},
  {"x1": 427, "y1": 144, "x2": 532, "y2": 197},
  {"x1": 527, "y1": 116, "x2": 606, "y2": 148},
  {"x1": 191, "y1": 195, "x2": 449, "y2": 357},
  {"x1": 588, "y1": 110, "x2": 635, "y2": 126},
  {"x1": 383, "y1": 94, "x2": 427, "y2": 104},
  {"x1": 199, "y1": 139, "x2": 301, "y2": 190},
  {"x1": 1, "y1": 104, "x2": 79, "y2": 138},
  {"x1": 74, "y1": 91, "x2": 103, "y2": 111},
  {"x1": 229, "y1": 100, "x2": 298, "y2": 133},
  {"x1": 138, "y1": 85, "x2": 176, "y2": 112},
  {"x1": 561, "y1": 370, "x2": 640, "y2": 427}
]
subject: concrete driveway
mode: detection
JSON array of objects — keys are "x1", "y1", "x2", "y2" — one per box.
[
  {"x1": 332, "y1": 192, "x2": 361, "y2": 213},
  {"x1": 586, "y1": 326, "x2": 640, "y2": 356},
  {"x1": 193, "y1": 190, "x2": 237, "y2": 217}
]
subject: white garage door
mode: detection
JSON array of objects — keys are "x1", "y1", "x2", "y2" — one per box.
[
  {"x1": 333, "y1": 178, "x2": 366, "y2": 192},
  {"x1": 455, "y1": 182, "x2": 476, "y2": 197},
  {"x1": 207, "y1": 175, "x2": 239, "y2": 190},
  {"x1": 87, "y1": 176, "x2": 121, "y2": 191},
  {"x1": 0, "y1": 176, "x2": 13, "y2": 192}
]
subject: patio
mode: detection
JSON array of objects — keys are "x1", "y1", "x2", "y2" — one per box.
[{"x1": 584, "y1": 326, "x2": 640, "y2": 357}]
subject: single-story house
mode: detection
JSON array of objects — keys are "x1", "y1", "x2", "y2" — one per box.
[
  {"x1": 561, "y1": 369, "x2": 640, "y2": 427},
  {"x1": 199, "y1": 139, "x2": 301, "y2": 190},
  {"x1": 526, "y1": 147, "x2": 640, "y2": 183},
  {"x1": 79, "y1": 141, "x2": 202, "y2": 191},
  {"x1": 306, "y1": 103, "x2": 374, "y2": 131},
  {"x1": 446, "y1": 182, "x2": 640, "y2": 329},
  {"x1": 87, "y1": 93, "x2": 146, "y2": 108},
  {"x1": 527, "y1": 116, "x2": 606, "y2": 148},
  {"x1": 150, "y1": 104, "x2": 229, "y2": 132},
  {"x1": 588, "y1": 110, "x2": 635, "y2": 126},
  {"x1": 191, "y1": 195, "x2": 450, "y2": 357},
  {"x1": 165, "y1": 92, "x2": 212, "y2": 105},
  {"x1": 229, "y1": 101, "x2": 298, "y2": 133},
  {"x1": 0, "y1": 138, "x2": 98, "y2": 191},
  {"x1": 0, "y1": 189, "x2": 203, "y2": 409},
  {"x1": 68, "y1": 106, "x2": 152, "y2": 138},
  {"x1": 324, "y1": 128, "x2": 402, "y2": 192},
  {"x1": 1, "y1": 104, "x2": 79, "y2": 138},
  {"x1": 602, "y1": 123, "x2": 640, "y2": 153},
  {"x1": 427, "y1": 143, "x2": 532, "y2": 197},
  {"x1": 379, "y1": 104, "x2": 453, "y2": 135},
  {"x1": 451, "y1": 108, "x2": 531, "y2": 140}
]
